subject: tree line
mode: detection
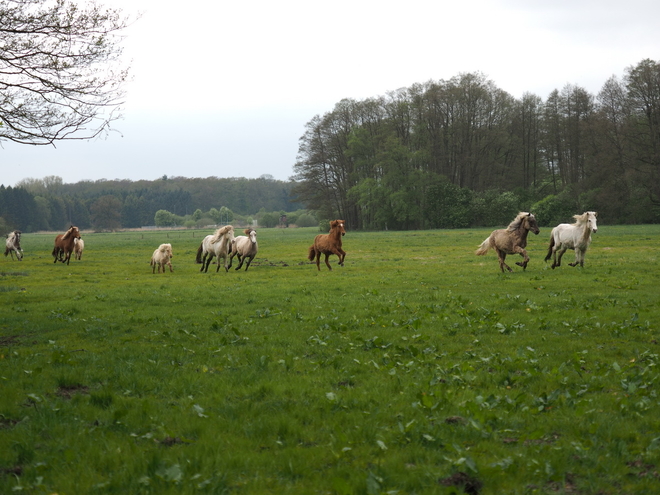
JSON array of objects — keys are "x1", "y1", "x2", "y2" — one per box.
[
  {"x1": 0, "y1": 175, "x2": 303, "y2": 232},
  {"x1": 292, "y1": 59, "x2": 660, "y2": 229}
]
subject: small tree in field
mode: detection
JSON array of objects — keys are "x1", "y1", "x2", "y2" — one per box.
[
  {"x1": 154, "y1": 210, "x2": 177, "y2": 227},
  {"x1": 0, "y1": 0, "x2": 132, "y2": 145}
]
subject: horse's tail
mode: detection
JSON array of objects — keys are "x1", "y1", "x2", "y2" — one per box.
[
  {"x1": 544, "y1": 233, "x2": 555, "y2": 262},
  {"x1": 195, "y1": 243, "x2": 203, "y2": 263},
  {"x1": 307, "y1": 245, "x2": 316, "y2": 261},
  {"x1": 475, "y1": 237, "x2": 491, "y2": 256}
]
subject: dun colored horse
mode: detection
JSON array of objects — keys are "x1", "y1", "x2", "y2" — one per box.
[
  {"x1": 151, "y1": 243, "x2": 174, "y2": 273},
  {"x1": 73, "y1": 237, "x2": 85, "y2": 260},
  {"x1": 52, "y1": 225, "x2": 80, "y2": 265},
  {"x1": 196, "y1": 225, "x2": 235, "y2": 273},
  {"x1": 308, "y1": 219, "x2": 346, "y2": 271},
  {"x1": 228, "y1": 228, "x2": 258, "y2": 271},
  {"x1": 4, "y1": 230, "x2": 23, "y2": 261},
  {"x1": 475, "y1": 212, "x2": 540, "y2": 272},
  {"x1": 544, "y1": 211, "x2": 598, "y2": 269}
]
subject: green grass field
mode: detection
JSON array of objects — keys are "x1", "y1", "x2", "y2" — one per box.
[{"x1": 1, "y1": 225, "x2": 659, "y2": 494}]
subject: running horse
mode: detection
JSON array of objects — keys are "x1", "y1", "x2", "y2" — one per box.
[
  {"x1": 196, "y1": 225, "x2": 235, "y2": 273},
  {"x1": 308, "y1": 219, "x2": 346, "y2": 271},
  {"x1": 52, "y1": 225, "x2": 81, "y2": 265},
  {"x1": 475, "y1": 212, "x2": 540, "y2": 272},
  {"x1": 228, "y1": 228, "x2": 258, "y2": 271},
  {"x1": 544, "y1": 211, "x2": 598, "y2": 269},
  {"x1": 4, "y1": 230, "x2": 23, "y2": 261}
]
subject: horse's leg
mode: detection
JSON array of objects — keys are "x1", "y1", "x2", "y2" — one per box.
[
  {"x1": 243, "y1": 255, "x2": 254, "y2": 271},
  {"x1": 206, "y1": 253, "x2": 217, "y2": 273},
  {"x1": 337, "y1": 249, "x2": 346, "y2": 266},
  {"x1": 168, "y1": 261, "x2": 173, "y2": 273},
  {"x1": 569, "y1": 249, "x2": 583, "y2": 267},
  {"x1": 497, "y1": 250, "x2": 512, "y2": 272},
  {"x1": 514, "y1": 247, "x2": 530, "y2": 270},
  {"x1": 216, "y1": 254, "x2": 226, "y2": 272},
  {"x1": 324, "y1": 253, "x2": 333, "y2": 271},
  {"x1": 235, "y1": 253, "x2": 245, "y2": 270},
  {"x1": 554, "y1": 247, "x2": 567, "y2": 269}
]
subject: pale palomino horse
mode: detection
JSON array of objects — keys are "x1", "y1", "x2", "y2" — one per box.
[
  {"x1": 544, "y1": 211, "x2": 598, "y2": 269},
  {"x1": 228, "y1": 228, "x2": 258, "y2": 271},
  {"x1": 151, "y1": 243, "x2": 173, "y2": 273},
  {"x1": 475, "y1": 212, "x2": 540, "y2": 272},
  {"x1": 307, "y1": 219, "x2": 346, "y2": 271},
  {"x1": 4, "y1": 230, "x2": 23, "y2": 261},
  {"x1": 73, "y1": 237, "x2": 85, "y2": 260},
  {"x1": 196, "y1": 225, "x2": 235, "y2": 273}
]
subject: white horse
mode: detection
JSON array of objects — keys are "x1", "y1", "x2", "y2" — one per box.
[
  {"x1": 151, "y1": 243, "x2": 174, "y2": 273},
  {"x1": 4, "y1": 230, "x2": 23, "y2": 261},
  {"x1": 196, "y1": 225, "x2": 235, "y2": 272},
  {"x1": 228, "y1": 228, "x2": 258, "y2": 271},
  {"x1": 73, "y1": 237, "x2": 85, "y2": 260},
  {"x1": 544, "y1": 211, "x2": 598, "y2": 269}
]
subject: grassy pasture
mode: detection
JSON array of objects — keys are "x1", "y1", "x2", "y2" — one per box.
[{"x1": 1, "y1": 225, "x2": 659, "y2": 494}]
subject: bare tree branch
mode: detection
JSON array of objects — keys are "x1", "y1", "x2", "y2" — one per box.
[{"x1": 0, "y1": 0, "x2": 133, "y2": 145}]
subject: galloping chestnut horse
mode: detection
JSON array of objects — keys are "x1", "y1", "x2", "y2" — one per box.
[
  {"x1": 308, "y1": 219, "x2": 346, "y2": 271},
  {"x1": 52, "y1": 225, "x2": 80, "y2": 265}
]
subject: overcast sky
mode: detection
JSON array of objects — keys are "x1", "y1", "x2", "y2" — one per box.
[{"x1": 2, "y1": 0, "x2": 659, "y2": 187}]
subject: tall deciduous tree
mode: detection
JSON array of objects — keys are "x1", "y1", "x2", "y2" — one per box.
[
  {"x1": 0, "y1": 0, "x2": 131, "y2": 145},
  {"x1": 624, "y1": 59, "x2": 660, "y2": 207}
]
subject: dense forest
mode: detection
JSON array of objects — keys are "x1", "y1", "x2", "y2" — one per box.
[
  {"x1": 2, "y1": 59, "x2": 659, "y2": 233},
  {"x1": 293, "y1": 58, "x2": 660, "y2": 229},
  {"x1": 0, "y1": 175, "x2": 304, "y2": 232}
]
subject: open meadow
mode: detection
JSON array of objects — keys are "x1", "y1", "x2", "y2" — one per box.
[{"x1": 1, "y1": 224, "x2": 659, "y2": 494}]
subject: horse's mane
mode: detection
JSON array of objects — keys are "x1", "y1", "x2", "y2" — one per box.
[
  {"x1": 244, "y1": 228, "x2": 254, "y2": 235},
  {"x1": 210, "y1": 225, "x2": 233, "y2": 243},
  {"x1": 507, "y1": 212, "x2": 531, "y2": 231},
  {"x1": 61, "y1": 226, "x2": 79, "y2": 240},
  {"x1": 572, "y1": 211, "x2": 596, "y2": 225}
]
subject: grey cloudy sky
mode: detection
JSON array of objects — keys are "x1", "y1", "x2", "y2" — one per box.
[{"x1": 2, "y1": 0, "x2": 659, "y2": 187}]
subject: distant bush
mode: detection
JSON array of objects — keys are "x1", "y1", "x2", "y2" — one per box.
[{"x1": 296, "y1": 214, "x2": 317, "y2": 228}]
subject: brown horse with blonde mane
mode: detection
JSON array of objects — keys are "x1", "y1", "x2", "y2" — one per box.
[
  {"x1": 52, "y1": 225, "x2": 80, "y2": 265},
  {"x1": 308, "y1": 219, "x2": 346, "y2": 271},
  {"x1": 475, "y1": 212, "x2": 540, "y2": 272}
]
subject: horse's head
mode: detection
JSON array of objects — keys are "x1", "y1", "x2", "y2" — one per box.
[
  {"x1": 332, "y1": 220, "x2": 346, "y2": 236},
  {"x1": 62, "y1": 225, "x2": 80, "y2": 240},
  {"x1": 248, "y1": 229, "x2": 257, "y2": 244},
  {"x1": 160, "y1": 243, "x2": 173, "y2": 258},
  {"x1": 525, "y1": 213, "x2": 540, "y2": 235},
  {"x1": 587, "y1": 211, "x2": 598, "y2": 233}
]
